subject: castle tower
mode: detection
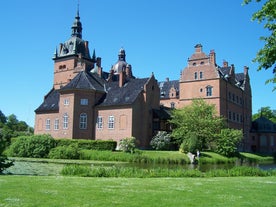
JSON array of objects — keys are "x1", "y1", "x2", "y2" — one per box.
[{"x1": 52, "y1": 8, "x2": 97, "y2": 89}]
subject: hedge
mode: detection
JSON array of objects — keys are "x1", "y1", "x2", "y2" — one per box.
[{"x1": 55, "y1": 139, "x2": 117, "y2": 151}]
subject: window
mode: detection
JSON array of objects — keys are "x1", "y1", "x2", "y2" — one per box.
[
  {"x1": 206, "y1": 86, "x2": 213, "y2": 96},
  {"x1": 228, "y1": 111, "x2": 232, "y2": 120},
  {"x1": 171, "y1": 102, "x2": 175, "y2": 109},
  {"x1": 97, "y1": 116, "x2": 103, "y2": 129},
  {"x1": 79, "y1": 113, "x2": 87, "y2": 129},
  {"x1": 80, "y1": 98, "x2": 88, "y2": 105},
  {"x1": 233, "y1": 112, "x2": 236, "y2": 121},
  {"x1": 46, "y1": 119, "x2": 50, "y2": 130},
  {"x1": 108, "y1": 116, "x2": 115, "y2": 129},
  {"x1": 64, "y1": 99, "x2": 69, "y2": 105},
  {"x1": 194, "y1": 72, "x2": 198, "y2": 80},
  {"x1": 54, "y1": 119, "x2": 59, "y2": 130},
  {"x1": 200, "y1": 71, "x2": 203, "y2": 79},
  {"x1": 63, "y1": 113, "x2": 68, "y2": 129}
]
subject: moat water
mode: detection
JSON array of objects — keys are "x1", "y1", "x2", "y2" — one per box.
[{"x1": 4, "y1": 159, "x2": 276, "y2": 176}]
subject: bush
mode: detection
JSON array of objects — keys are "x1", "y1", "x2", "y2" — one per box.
[
  {"x1": 119, "y1": 137, "x2": 136, "y2": 153},
  {"x1": 215, "y1": 129, "x2": 243, "y2": 157},
  {"x1": 179, "y1": 132, "x2": 202, "y2": 154},
  {"x1": 7, "y1": 134, "x2": 55, "y2": 158},
  {"x1": 48, "y1": 144, "x2": 80, "y2": 159},
  {"x1": 55, "y1": 139, "x2": 117, "y2": 151},
  {"x1": 0, "y1": 133, "x2": 13, "y2": 173},
  {"x1": 150, "y1": 131, "x2": 171, "y2": 150}
]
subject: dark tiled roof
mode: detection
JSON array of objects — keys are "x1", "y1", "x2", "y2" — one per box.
[
  {"x1": 235, "y1": 73, "x2": 245, "y2": 85},
  {"x1": 35, "y1": 88, "x2": 59, "y2": 113},
  {"x1": 97, "y1": 78, "x2": 149, "y2": 107},
  {"x1": 60, "y1": 71, "x2": 106, "y2": 92},
  {"x1": 251, "y1": 117, "x2": 276, "y2": 133},
  {"x1": 159, "y1": 80, "x2": 179, "y2": 99}
]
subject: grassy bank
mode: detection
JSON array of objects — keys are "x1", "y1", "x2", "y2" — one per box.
[{"x1": 1, "y1": 176, "x2": 275, "y2": 207}]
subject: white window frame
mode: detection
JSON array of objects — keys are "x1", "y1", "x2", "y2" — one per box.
[
  {"x1": 108, "y1": 116, "x2": 115, "y2": 129},
  {"x1": 63, "y1": 113, "x2": 68, "y2": 129},
  {"x1": 79, "y1": 113, "x2": 87, "y2": 129},
  {"x1": 80, "y1": 98, "x2": 88, "y2": 105},
  {"x1": 54, "y1": 118, "x2": 59, "y2": 130},
  {"x1": 64, "y1": 98, "x2": 69, "y2": 105},
  {"x1": 46, "y1": 119, "x2": 50, "y2": 130},
  {"x1": 97, "y1": 116, "x2": 103, "y2": 129}
]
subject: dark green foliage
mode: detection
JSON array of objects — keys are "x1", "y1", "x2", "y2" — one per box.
[
  {"x1": 243, "y1": 0, "x2": 276, "y2": 90},
  {"x1": 150, "y1": 131, "x2": 171, "y2": 150},
  {"x1": 0, "y1": 132, "x2": 13, "y2": 173},
  {"x1": 55, "y1": 139, "x2": 117, "y2": 151},
  {"x1": 215, "y1": 129, "x2": 243, "y2": 157},
  {"x1": 119, "y1": 137, "x2": 136, "y2": 153},
  {"x1": 179, "y1": 132, "x2": 202, "y2": 154},
  {"x1": 252, "y1": 106, "x2": 276, "y2": 122},
  {"x1": 7, "y1": 134, "x2": 55, "y2": 158},
  {"x1": 48, "y1": 144, "x2": 80, "y2": 159},
  {"x1": 170, "y1": 99, "x2": 225, "y2": 150}
]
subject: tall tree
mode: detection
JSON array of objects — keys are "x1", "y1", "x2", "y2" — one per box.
[
  {"x1": 243, "y1": 0, "x2": 276, "y2": 90},
  {"x1": 170, "y1": 99, "x2": 225, "y2": 150},
  {"x1": 252, "y1": 106, "x2": 276, "y2": 122}
]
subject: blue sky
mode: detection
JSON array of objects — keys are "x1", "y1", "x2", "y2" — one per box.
[{"x1": 0, "y1": 0, "x2": 275, "y2": 127}]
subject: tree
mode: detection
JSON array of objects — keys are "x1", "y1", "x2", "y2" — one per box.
[
  {"x1": 215, "y1": 128, "x2": 243, "y2": 157},
  {"x1": 243, "y1": 0, "x2": 276, "y2": 90},
  {"x1": 170, "y1": 99, "x2": 225, "y2": 151},
  {"x1": 0, "y1": 132, "x2": 13, "y2": 173},
  {"x1": 252, "y1": 106, "x2": 276, "y2": 122},
  {"x1": 0, "y1": 110, "x2": 7, "y2": 125}
]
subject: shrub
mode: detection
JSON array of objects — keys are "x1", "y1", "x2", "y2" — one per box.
[
  {"x1": 179, "y1": 132, "x2": 202, "y2": 154},
  {"x1": 7, "y1": 134, "x2": 55, "y2": 158},
  {"x1": 150, "y1": 131, "x2": 171, "y2": 150},
  {"x1": 0, "y1": 132, "x2": 13, "y2": 173},
  {"x1": 118, "y1": 137, "x2": 136, "y2": 153},
  {"x1": 55, "y1": 139, "x2": 117, "y2": 151},
  {"x1": 215, "y1": 129, "x2": 243, "y2": 157},
  {"x1": 48, "y1": 144, "x2": 80, "y2": 159}
]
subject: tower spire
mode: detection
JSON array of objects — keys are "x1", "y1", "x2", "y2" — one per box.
[{"x1": 71, "y1": 1, "x2": 82, "y2": 38}]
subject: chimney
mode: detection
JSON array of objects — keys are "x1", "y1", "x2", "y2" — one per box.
[
  {"x1": 119, "y1": 71, "x2": 126, "y2": 87},
  {"x1": 107, "y1": 68, "x2": 114, "y2": 82},
  {"x1": 126, "y1": 64, "x2": 133, "y2": 78},
  {"x1": 195, "y1": 44, "x2": 203, "y2": 53},
  {"x1": 97, "y1": 67, "x2": 102, "y2": 78},
  {"x1": 229, "y1": 64, "x2": 235, "y2": 79},
  {"x1": 223, "y1": 60, "x2": 228, "y2": 67},
  {"x1": 96, "y1": 57, "x2": 101, "y2": 67},
  {"x1": 209, "y1": 50, "x2": 216, "y2": 65}
]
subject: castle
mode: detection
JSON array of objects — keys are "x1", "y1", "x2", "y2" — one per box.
[{"x1": 34, "y1": 10, "x2": 275, "y2": 152}]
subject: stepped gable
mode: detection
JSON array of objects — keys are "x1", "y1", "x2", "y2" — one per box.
[{"x1": 35, "y1": 88, "x2": 60, "y2": 113}]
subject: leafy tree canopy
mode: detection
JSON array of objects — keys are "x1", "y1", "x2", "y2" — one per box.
[
  {"x1": 243, "y1": 0, "x2": 276, "y2": 90},
  {"x1": 252, "y1": 106, "x2": 276, "y2": 122},
  {"x1": 170, "y1": 99, "x2": 225, "y2": 150}
]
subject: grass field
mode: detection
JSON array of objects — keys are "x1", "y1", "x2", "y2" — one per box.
[{"x1": 0, "y1": 175, "x2": 276, "y2": 207}]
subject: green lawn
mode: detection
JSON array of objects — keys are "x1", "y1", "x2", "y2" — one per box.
[{"x1": 1, "y1": 175, "x2": 275, "y2": 207}]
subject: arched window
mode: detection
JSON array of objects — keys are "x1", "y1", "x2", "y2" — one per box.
[
  {"x1": 63, "y1": 113, "x2": 68, "y2": 129},
  {"x1": 194, "y1": 72, "x2": 198, "y2": 80},
  {"x1": 79, "y1": 113, "x2": 87, "y2": 129}
]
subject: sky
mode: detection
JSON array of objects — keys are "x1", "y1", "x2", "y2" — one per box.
[{"x1": 0, "y1": 0, "x2": 275, "y2": 127}]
